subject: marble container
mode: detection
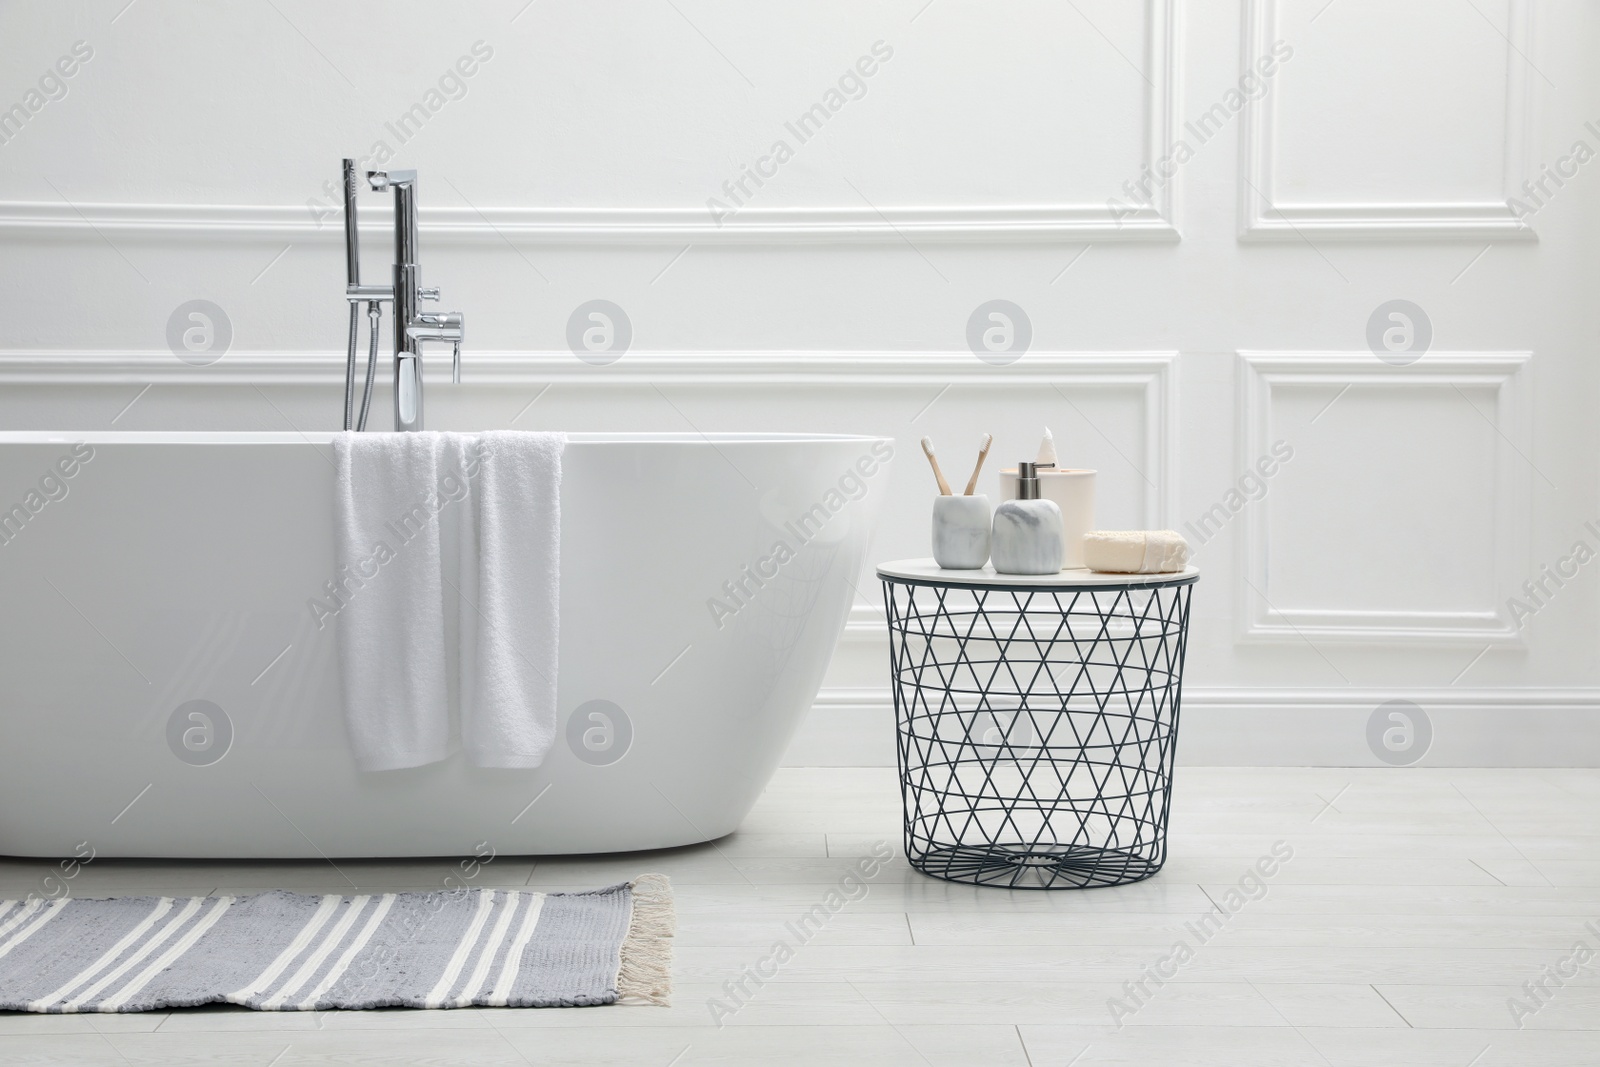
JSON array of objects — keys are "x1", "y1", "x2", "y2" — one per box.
[
  {"x1": 998, "y1": 467, "x2": 1095, "y2": 569},
  {"x1": 931, "y1": 494, "x2": 991, "y2": 570},
  {"x1": 990, "y1": 498, "x2": 1064, "y2": 575}
]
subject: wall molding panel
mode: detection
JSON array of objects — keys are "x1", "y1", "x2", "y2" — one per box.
[
  {"x1": 0, "y1": 348, "x2": 1177, "y2": 389},
  {"x1": 843, "y1": 603, "x2": 886, "y2": 640},
  {"x1": 1238, "y1": 350, "x2": 1533, "y2": 646},
  {"x1": 1238, "y1": 0, "x2": 1536, "y2": 241},
  {"x1": 0, "y1": 352, "x2": 1176, "y2": 525},
  {"x1": 0, "y1": 4, "x2": 1179, "y2": 246},
  {"x1": 0, "y1": 346, "x2": 1177, "y2": 531},
  {"x1": 0, "y1": 200, "x2": 1180, "y2": 245},
  {"x1": 787, "y1": 686, "x2": 1600, "y2": 766}
]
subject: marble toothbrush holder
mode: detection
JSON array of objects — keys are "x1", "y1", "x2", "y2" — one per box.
[
  {"x1": 998, "y1": 468, "x2": 1096, "y2": 569},
  {"x1": 932, "y1": 494, "x2": 992, "y2": 570}
]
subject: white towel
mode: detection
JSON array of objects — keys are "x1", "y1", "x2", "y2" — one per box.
[
  {"x1": 333, "y1": 432, "x2": 452, "y2": 771},
  {"x1": 1083, "y1": 529, "x2": 1189, "y2": 574},
  {"x1": 457, "y1": 431, "x2": 565, "y2": 768},
  {"x1": 333, "y1": 430, "x2": 565, "y2": 772}
]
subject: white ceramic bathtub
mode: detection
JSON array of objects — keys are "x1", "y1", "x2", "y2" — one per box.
[{"x1": 0, "y1": 431, "x2": 892, "y2": 858}]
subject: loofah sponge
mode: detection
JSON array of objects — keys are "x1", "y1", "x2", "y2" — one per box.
[{"x1": 1083, "y1": 530, "x2": 1189, "y2": 574}]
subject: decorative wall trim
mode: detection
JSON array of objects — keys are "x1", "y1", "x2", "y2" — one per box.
[
  {"x1": 1136, "y1": 0, "x2": 1180, "y2": 234},
  {"x1": 0, "y1": 346, "x2": 1177, "y2": 539},
  {"x1": 1238, "y1": 351, "x2": 1533, "y2": 645},
  {"x1": 794, "y1": 686, "x2": 1600, "y2": 766},
  {"x1": 812, "y1": 686, "x2": 891, "y2": 710},
  {"x1": 1238, "y1": 0, "x2": 1537, "y2": 241},
  {"x1": 0, "y1": 7, "x2": 1179, "y2": 246},
  {"x1": 815, "y1": 684, "x2": 1600, "y2": 711},
  {"x1": 0, "y1": 348, "x2": 1177, "y2": 387},
  {"x1": 843, "y1": 603, "x2": 885, "y2": 639},
  {"x1": 0, "y1": 200, "x2": 1181, "y2": 244}
]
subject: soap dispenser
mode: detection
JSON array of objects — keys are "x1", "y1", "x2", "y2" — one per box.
[{"x1": 991, "y1": 461, "x2": 1065, "y2": 575}]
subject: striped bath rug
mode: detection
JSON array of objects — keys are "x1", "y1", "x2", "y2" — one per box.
[{"x1": 0, "y1": 875, "x2": 671, "y2": 1013}]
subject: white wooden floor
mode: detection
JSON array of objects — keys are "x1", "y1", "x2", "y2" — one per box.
[{"x1": 2, "y1": 767, "x2": 1597, "y2": 1066}]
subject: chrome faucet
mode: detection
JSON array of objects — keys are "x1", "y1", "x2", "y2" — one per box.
[{"x1": 339, "y1": 159, "x2": 465, "y2": 432}]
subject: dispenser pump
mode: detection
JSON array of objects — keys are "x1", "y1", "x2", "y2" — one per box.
[{"x1": 1016, "y1": 460, "x2": 1055, "y2": 500}]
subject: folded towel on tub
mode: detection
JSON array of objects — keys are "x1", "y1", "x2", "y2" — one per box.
[{"x1": 333, "y1": 431, "x2": 565, "y2": 771}]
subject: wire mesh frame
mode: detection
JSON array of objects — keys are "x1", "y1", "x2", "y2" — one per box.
[{"x1": 881, "y1": 572, "x2": 1197, "y2": 889}]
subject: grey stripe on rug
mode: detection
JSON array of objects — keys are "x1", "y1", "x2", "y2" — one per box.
[{"x1": 0, "y1": 875, "x2": 671, "y2": 1013}]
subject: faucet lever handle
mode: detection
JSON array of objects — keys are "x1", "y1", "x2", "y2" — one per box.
[
  {"x1": 452, "y1": 340, "x2": 462, "y2": 384},
  {"x1": 418, "y1": 287, "x2": 440, "y2": 301}
]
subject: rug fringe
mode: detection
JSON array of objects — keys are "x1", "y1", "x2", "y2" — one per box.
[{"x1": 617, "y1": 873, "x2": 674, "y2": 1006}]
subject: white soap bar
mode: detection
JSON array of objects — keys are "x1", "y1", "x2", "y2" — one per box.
[{"x1": 1083, "y1": 530, "x2": 1189, "y2": 574}]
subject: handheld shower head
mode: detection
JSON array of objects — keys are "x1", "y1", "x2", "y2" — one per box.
[{"x1": 366, "y1": 169, "x2": 417, "y2": 191}]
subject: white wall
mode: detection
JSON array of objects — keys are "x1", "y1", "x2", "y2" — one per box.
[{"x1": 2, "y1": 0, "x2": 1597, "y2": 765}]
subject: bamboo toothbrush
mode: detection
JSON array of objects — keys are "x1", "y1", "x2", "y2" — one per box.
[
  {"x1": 920, "y1": 436, "x2": 953, "y2": 495},
  {"x1": 962, "y1": 433, "x2": 993, "y2": 496}
]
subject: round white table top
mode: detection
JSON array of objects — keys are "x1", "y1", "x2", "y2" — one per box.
[{"x1": 875, "y1": 558, "x2": 1199, "y2": 588}]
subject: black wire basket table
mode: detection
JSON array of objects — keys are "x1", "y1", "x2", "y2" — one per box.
[{"x1": 878, "y1": 559, "x2": 1198, "y2": 890}]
